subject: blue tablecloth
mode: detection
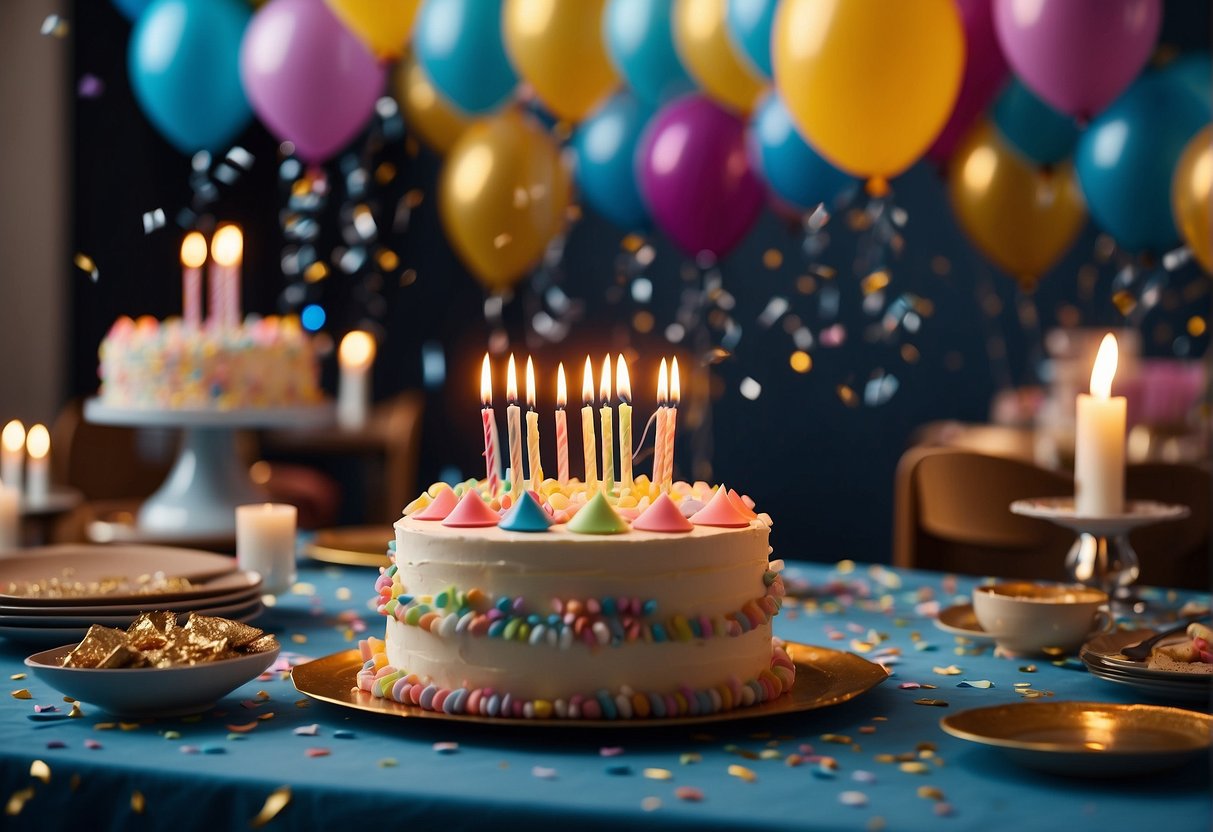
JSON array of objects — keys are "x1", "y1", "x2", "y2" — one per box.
[{"x1": 1, "y1": 558, "x2": 1209, "y2": 831}]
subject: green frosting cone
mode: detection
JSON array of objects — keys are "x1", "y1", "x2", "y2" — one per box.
[{"x1": 567, "y1": 491, "x2": 630, "y2": 535}]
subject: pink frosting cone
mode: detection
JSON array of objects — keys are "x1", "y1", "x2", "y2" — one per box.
[
  {"x1": 441, "y1": 490, "x2": 501, "y2": 528},
  {"x1": 632, "y1": 493, "x2": 694, "y2": 533},
  {"x1": 689, "y1": 486, "x2": 751, "y2": 528},
  {"x1": 412, "y1": 488, "x2": 458, "y2": 521},
  {"x1": 727, "y1": 489, "x2": 758, "y2": 521}
]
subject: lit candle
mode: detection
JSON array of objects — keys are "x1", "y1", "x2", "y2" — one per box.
[
  {"x1": 653, "y1": 359, "x2": 668, "y2": 490},
  {"x1": 337, "y1": 330, "x2": 376, "y2": 430},
  {"x1": 616, "y1": 355, "x2": 633, "y2": 491},
  {"x1": 1, "y1": 420, "x2": 25, "y2": 491},
  {"x1": 0, "y1": 485, "x2": 18, "y2": 553},
  {"x1": 525, "y1": 357, "x2": 543, "y2": 486},
  {"x1": 480, "y1": 354, "x2": 500, "y2": 498},
  {"x1": 555, "y1": 363, "x2": 569, "y2": 486},
  {"x1": 581, "y1": 356, "x2": 598, "y2": 491},
  {"x1": 1075, "y1": 333, "x2": 1126, "y2": 516},
  {"x1": 236, "y1": 503, "x2": 297, "y2": 595},
  {"x1": 211, "y1": 224, "x2": 243, "y2": 329},
  {"x1": 181, "y1": 232, "x2": 207, "y2": 329},
  {"x1": 599, "y1": 354, "x2": 614, "y2": 492},
  {"x1": 506, "y1": 354, "x2": 524, "y2": 497},
  {"x1": 24, "y1": 424, "x2": 49, "y2": 506},
  {"x1": 663, "y1": 357, "x2": 680, "y2": 490}
]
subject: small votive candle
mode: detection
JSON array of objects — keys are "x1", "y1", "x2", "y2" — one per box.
[
  {"x1": 236, "y1": 503, "x2": 298, "y2": 595},
  {"x1": 0, "y1": 485, "x2": 18, "y2": 553},
  {"x1": 337, "y1": 330, "x2": 376, "y2": 430}
]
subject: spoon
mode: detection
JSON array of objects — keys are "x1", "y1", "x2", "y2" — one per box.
[{"x1": 1121, "y1": 620, "x2": 1200, "y2": 661}]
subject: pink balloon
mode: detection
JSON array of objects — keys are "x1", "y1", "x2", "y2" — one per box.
[
  {"x1": 240, "y1": 0, "x2": 386, "y2": 163},
  {"x1": 993, "y1": 0, "x2": 1161, "y2": 122},
  {"x1": 926, "y1": 0, "x2": 1009, "y2": 166},
  {"x1": 637, "y1": 95, "x2": 763, "y2": 260}
]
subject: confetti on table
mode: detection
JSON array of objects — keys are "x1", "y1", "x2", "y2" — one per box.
[
  {"x1": 899, "y1": 762, "x2": 929, "y2": 774},
  {"x1": 641, "y1": 796, "x2": 662, "y2": 812},
  {"x1": 6, "y1": 786, "x2": 34, "y2": 816},
  {"x1": 227, "y1": 734, "x2": 248, "y2": 742},
  {"x1": 378, "y1": 758, "x2": 397, "y2": 768},
  {"x1": 333, "y1": 730, "x2": 355, "y2": 739},
  {"x1": 10, "y1": 673, "x2": 25, "y2": 680},
  {"x1": 532, "y1": 766, "x2": 558, "y2": 780},
  {"x1": 932, "y1": 665, "x2": 962, "y2": 676},
  {"x1": 131, "y1": 790, "x2": 145, "y2": 814},
  {"x1": 432, "y1": 742, "x2": 459, "y2": 754},
  {"x1": 918, "y1": 786, "x2": 945, "y2": 801},
  {"x1": 11, "y1": 689, "x2": 31, "y2": 700},
  {"x1": 852, "y1": 770, "x2": 877, "y2": 784},
  {"x1": 859, "y1": 726, "x2": 877, "y2": 734},
  {"x1": 839, "y1": 791, "x2": 868, "y2": 808},
  {"x1": 898, "y1": 682, "x2": 921, "y2": 689},
  {"x1": 226, "y1": 722, "x2": 258, "y2": 733},
  {"x1": 250, "y1": 786, "x2": 292, "y2": 829},
  {"x1": 180, "y1": 746, "x2": 200, "y2": 754},
  {"x1": 201, "y1": 745, "x2": 225, "y2": 755},
  {"x1": 33, "y1": 705, "x2": 57, "y2": 713},
  {"x1": 600, "y1": 746, "x2": 624, "y2": 757},
  {"x1": 1013, "y1": 682, "x2": 1032, "y2": 688},
  {"x1": 163, "y1": 731, "x2": 181, "y2": 740},
  {"x1": 605, "y1": 764, "x2": 632, "y2": 776},
  {"x1": 84, "y1": 740, "x2": 102, "y2": 750},
  {"x1": 956, "y1": 680, "x2": 993, "y2": 689},
  {"x1": 29, "y1": 760, "x2": 50, "y2": 784},
  {"x1": 913, "y1": 699, "x2": 949, "y2": 707},
  {"x1": 643, "y1": 768, "x2": 673, "y2": 780},
  {"x1": 119, "y1": 722, "x2": 141, "y2": 731},
  {"x1": 1020, "y1": 665, "x2": 1037, "y2": 673},
  {"x1": 679, "y1": 752, "x2": 702, "y2": 765},
  {"x1": 295, "y1": 699, "x2": 310, "y2": 708},
  {"x1": 46, "y1": 741, "x2": 66, "y2": 750},
  {"x1": 728, "y1": 764, "x2": 757, "y2": 783},
  {"x1": 674, "y1": 786, "x2": 704, "y2": 802},
  {"x1": 784, "y1": 754, "x2": 804, "y2": 767},
  {"x1": 759, "y1": 749, "x2": 782, "y2": 760},
  {"x1": 306, "y1": 748, "x2": 330, "y2": 758},
  {"x1": 935, "y1": 802, "x2": 955, "y2": 817},
  {"x1": 293, "y1": 724, "x2": 319, "y2": 737},
  {"x1": 821, "y1": 734, "x2": 852, "y2": 745}
]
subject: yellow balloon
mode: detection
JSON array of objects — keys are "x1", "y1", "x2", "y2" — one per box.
[
  {"x1": 502, "y1": 0, "x2": 617, "y2": 122},
  {"x1": 439, "y1": 109, "x2": 572, "y2": 292},
  {"x1": 772, "y1": 0, "x2": 964, "y2": 190},
  {"x1": 948, "y1": 122, "x2": 1086, "y2": 292},
  {"x1": 325, "y1": 0, "x2": 420, "y2": 61},
  {"x1": 672, "y1": 0, "x2": 764, "y2": 114},
  {"x1": 1172, "y1": 125, "x2": 1213, "y2": 274},
  {"x1": 395, "y1": 57, "x2": 472, "y2": 155}
]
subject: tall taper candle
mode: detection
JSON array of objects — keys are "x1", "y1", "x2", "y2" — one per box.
[
  {"x1": 616, "y1": 355, "x2": 633, "y2": 491},
  {"x1": 1075, "y1": 333, "x2": 1126, "y2": 515},
  {"x1": 506, "y1": 354, "x2": 523, "y2": 497},
  {"x1": 180, "y1": 232, "x2": 206, "y2": 329},
  {"x1": 555, "y1": 363, "x2": 569, "y2": 486},
  {"x1": 653, "y1": 359, "x2": 668, "y2": 490},
  {"x1": 480, "y1": 354, "x2": 500, "y2": 497},
  {"x1": 525, "y1": 356, "x2": 543, "y2": 486},
  {"x1": 211, "y1": 224, "x2": 243, "y2": 328},
  {"x1": 599, "y1": 355, "x2": 614, "y2": 492},
  {"x1": 1, "y1": 421, "x2": 25, "y2": 491},
  {"x1": 581, "y1": 357, "x2": 597, "y2": 491},
  {"x1": 662, "y1": 357, "x2": 680, "y2": 490},
  {"x1": 24, "y1": 424, "x2": 49, "y2": 506}
]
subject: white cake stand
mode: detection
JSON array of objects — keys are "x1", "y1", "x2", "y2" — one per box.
[
  {"x1": 84, "y1": 399, "x2": 334, "y2": 537},
  {"x1": 1010, "y1": 497, "x2": 1190, "y2": 610}
]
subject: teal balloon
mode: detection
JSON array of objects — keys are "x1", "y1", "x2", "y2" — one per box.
[
  {"x1": 112, "y1": 0, "x2": 154, "y2": 21},
  {"x1": 415, "y1": 0, "x2": 517, "y2": 115},
  {"x1": 748, "y1": 94, "x2": 856, "y2": 212},
  {"x1": 993, "y1": 78, "x2": 1079, "y2": 165},
  {"x1": 571, "y1": 93, "x2": 651, "y2": 230},
  {"x1": 129, "y1": 0, "x2": 252, "y2": 155},
  {"x1": 603, "y1": 0, "x2": 694, "y2": 107},
  {"x1": 1159, "y1": 51, "x2": 1212, "y2": 112},
  {"x1": 1075, "y1": 72, "x2": 1209, "y2": 253},
  {"x1": 725, "y1": 0, "x2": 776, "y2": 78}
]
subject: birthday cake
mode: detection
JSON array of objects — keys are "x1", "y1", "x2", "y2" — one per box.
[
  {"x1": 98, "y1": 315, "x2": 322, "y2": 410},
  {"x1": 357, "y1": 478, "x2": 794, "y2": 721}
]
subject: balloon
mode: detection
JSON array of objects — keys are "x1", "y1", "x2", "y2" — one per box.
[
  {"x1": 748, "y1": 94, "x2": 856, "y2": 213},
  {"x1": 925, "y1": 0, "x2": 1008, "y2": 166},
  {"x1": 112, "y1": 0, "x2": 154, "y2": 20},
  {"x1": 948, "y1": 122, "x2": 1086, "y2": 292},
  {"x1": 1075, "y1": 73, "x2": 1209, "y2": 253},
  {"x1": 772, "y1": 0, "x2": 964, "y2": 190},
  {"x1": 324, "y1": 0, "x2": 419, "y2": 60},
  {"x1": 128, "y1": 0, "x2": 253, "y2": 155},
  {"x1": 637, "y1": 94, "x2": 763, "y2": 259},
  {"x1": 993, "y1": 0, "x2": 1161, "y2": 122},
  {"x1": 672, "y1": 0, "x2": 764, "y2": 114},
  {"x1": 724, "y1": 0, "x2": 776, "y2": 79},
  {"x1": 241, "y1": 0, "x2": 386, "y2": 164},
  {"x1": 414, "y1": 0, "x2": 516, "y2": 115},
  {"x1": 502, "y1": 0, "x2": 617, "y2": 123},
  {"x1": 439, "y1": 109, "x2": 573, "y2": 291},
  {"x1": 1172, "y1": 126, "x2": 1213, "y2": 273},
  {"x1": 992, "y1": 78, "x2": 1080, "y2": 166},
  {"x1": 603, "y1": 0, "x2": 694, "y2": 108},
  {"x1": 393, "y1": 56, "x2": 472, "y2": 154},
  {"x1": 571, "y1": 93, "x2": 652, "y2": 231},
  {"x1": 1160, "y1": 52, "x2": 1213, "y2": 112}
]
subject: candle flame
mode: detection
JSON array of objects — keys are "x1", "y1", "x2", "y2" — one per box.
[
  {"x1": 480, "y1": 354, "x2": 492, "y2": 406},
  {"x1": 338, "y1": 330, "x2": 376, "y2": 370},
  {"x1": 211, "y1": 224, "x2": 243, "y2": 267},
  {"x1": 671, "y1": 357, "x2": 681, "y2": 405},
  {"x1": 616, "y1": 355, "x2": 631, "y2": 403},
  {"x1": 657, "y1": 358, "x2": 668, "y2": 405},
  {"x1": 180, "y1": 232, "x2": 207, "y2": 269},
  {"x1": 582, "y1": 356, "x2": 594, "y2": 405},
  {"x1": 506, "y1": 353, "x2": 518, "y2": 403},
  {"x1": 556, "y1": 362, "x2": 567, "y2": 408},
  {"x1": 526, "y1": 356, "x2": 536, "y2": 409},
  {"x1": 2, "y1": 420, "x2": 25, "y2": 453},
  {"x1": 1090, "y1": 333, "x2": 1118, "y2": 399},
  {"x1": 599, "y1": 354, "x2": 612, "y2": 402},
  {"x1": 26, "y1": 424, "x2": 49, "y2": 460}
]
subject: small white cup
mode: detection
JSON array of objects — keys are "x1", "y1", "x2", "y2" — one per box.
[
  {"x1": 973, "y1": 582, "x2": 1112, "y2": 656},
  {"x1": 236, "y1": 503, "x2": 297, "y2": 595}
]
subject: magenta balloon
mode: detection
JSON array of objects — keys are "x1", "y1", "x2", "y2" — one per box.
[
  {"x1": 637, "y1": 95, "x2": 763, "y2": 260},
  {"x1": 240, "y1": 0, "x2": 386, "y2": 163},
  {"x1": 993, "y1": 0, "x2": 1161, "y2": 122},
  {"x1": 926, "y1": 0, "x2": 1009, "y2": 166}
]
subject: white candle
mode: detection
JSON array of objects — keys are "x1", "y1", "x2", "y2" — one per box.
[
  {"x1": 581, "y1": 357, "x2": 597, "y2": 491},
  {"x1": 616, "y1": 355, "x2": 633, "y2": 491},
  {"x1": 525, "y1": 357, "x2": 543, "y2": 485},
  {"x1": 337, "y1": 330, "x2": 376, "y2": 430},
  {"x1": 599, "y1": 354, "x2": 613, "y2": 492},
  {"x1": 24, "y1": 424, "x2": 49, "y2": 506},
  {"x1": 1075, "y1": 333, "x2": 1126, "y2": 516},
  {"x1": 236, "y1": 503, "x2": 298, "y2": 595},
  {"x1": 1, "y1": 420, "x2": 25, "y2": 491},
  {"x1": 506, "y1": 354, "x2": 523, "y2": 496},
  {"x1": 0, "y1": 485, "x2": 18, "y2": 553},
  {"x1": 181, "y1": 232, "x2": 207, "y2": 329}
]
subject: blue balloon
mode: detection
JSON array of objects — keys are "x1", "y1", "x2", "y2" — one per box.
[
  {"x1": 748, "y1": 94, "x2": 856, "y2": 212},
  {"x1": 1158, "y1": 51, "x2": 1212, "y2": 112},
  {"x1": 603, "y1": 0, "x2": 694, "y2": 108},
  {"x1": 571, "y1": 93, "x2": 652, "y2": 230},
  {"x1": 111, "y1": 0, "x2": 154, "y2": 21},
  {"x1": 415, "y1": 0, "x2": 517, "y2": 115},
  {"x1": 993, "y1": 78, "x2": 1080, "y2": 165},
  {"x1": 1075, "y1": 72, "x2": 1210, "y2": 253},
  {"x1": 128, "y1": 0, "x2": 252, "y2": 155},
  {"x1": 725, "y1": 0, "x2": 776, "y2": 79}
]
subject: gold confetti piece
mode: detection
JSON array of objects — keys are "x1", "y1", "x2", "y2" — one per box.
[
  {"x1": 11, "y1": 689, "x2": 31, "y2": 700},
  {"x1": 5, "y1": 786, "x2": 34, "y2": 816},
  {"x1": 679, "y1": 753, "x2": 701, "y2": 765},
  {"x1": 226, "y1": 722, "x2": 258, "y2": 733},
  {"x1": 821, "y1": 734, "x2": 852, "y2": 745},
  {"x1": 29, "y1": 760, "x2": 50, "y2": 784},
  {"x1": 642, "y1": 768, "x2": 672, "y2": 781},
  {"x1": 291, "y1": 583, "x2": 316, "y2": 596},
  {"x1": 867, "y1": 817, "x2": 887, "y2": 832},
  {"x1": 68, "y1": 703, "x2": 83, "y2": 718},
  {"x1": 727, "y1": 764, "x2": 757, "y2": 783},
  {"x1": 932, "y1": 665, "x2": 962, "y2": 676},
  {"x1": 290, "y1": 634, "x2": 308, "y2": 644},
  {"x1": 294, "y1": 699, "x2": 310, "y2": 708},
  {"x1": 850, "y1": 640, "x2": 873, "y2": 653},
  {"x1": 257, "y1": 712, "x2": 275, "y2": 721},
  {"x1": 1019, "y1": 665, "x2": 1037, "y2": 673},
  {"x1": 250, "y1": 786, "x2": 292, "y2": 829},
  {"x1": 256, "y1": 691, "x2": 271, "y2": 701},
  {"x1": 10, "y1": 674, "x2": 25, "y2": 680},
  {"x1": 119, "y1": 722, "x2": 140, "y2": 731},
  {"x1": 336, "y1": 587, "x2": 352, "y2": 601},
  {"x1": 378, "y1": 758, "x2": 398, "y2": 768},
  {"x1": 131, "y1": 790, "x2": 145, "y2": 814},
  {"x1": 918, "y1": 786, "x2": 945, "y2": 801},
  {"x1": 1014, "y1": 682, "x2": 1032, "y2": 688},
  {"x1": 62, "y1": 696, "x2": 75, "y2": 703},
  {"x1": 762, "y1": 249, "x2": 783, "y2": 269},
  {"x1": 859, "y1": 726, "x2": 876, "y2": 734},
  {"x1": 899, "y1": 762, "x2": 929, "y2": 774},
  {"x1": 758, "y1": 749, "x2": 781, "y2": 760},
  {"x1": 913, "y1": 699, "x2": 949, "y2": 707},
  {"x1": 916, "y1": 742, "x2": 937, "y2": 753},
  {"x1": 94, "y1": 722, "x2": 115, "y2": 731},
  {"x1": 874, "y1": 754, "x2": 895, "y2": 764}
]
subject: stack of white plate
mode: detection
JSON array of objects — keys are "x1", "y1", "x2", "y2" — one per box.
[
  {"x1": 0, "y1": 545, "x2": 263, "y2": 646},
  {"x1": 1081, "y1": 629, "x2": 1213, "y2": 705}
]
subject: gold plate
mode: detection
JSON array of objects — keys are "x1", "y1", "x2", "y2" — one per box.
[
  {"x1": 291, "y1": 641, "x2": 888, "y2": 728},
  {"x1": 941, "y1": 702, "x2": 1213, "y2": 776},
  {"x1": 305, "y1": 526, "x2": 393, "y2": 568},
  {"x1": 934, "y1": 604, "x2": 995, "y2": 642}
]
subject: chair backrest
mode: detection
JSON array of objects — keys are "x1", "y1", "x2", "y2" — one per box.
[
  {"x1": 50, "y1": 398, "x2": 176, "y2": 501},
  {"x1": 1125, "y1": 462, "x2": 1210, "y2": 590}
]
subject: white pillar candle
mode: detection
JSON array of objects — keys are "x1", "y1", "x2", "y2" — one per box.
[
  {"x1": 337, "y1": 330, "x2": 376, "y2": 430},
  {"x1": 1, "y1": 420, "x2": 25, "y2": 491},
  {"x1": 24, "y1": 424, "x2": 49, "y2": 506},
  {"x1": 236, "y1": 503, "x2": 298, "y2": 595},
  {"x1": 1075, "y1": 333, "x2": 1126, "y2": 516},
  {"x1": 0, "y1": 485, "x2": 19, "y2": 553}
]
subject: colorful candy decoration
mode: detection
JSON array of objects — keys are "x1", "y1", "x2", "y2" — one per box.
[
  {"x1": 441, "y1": 490, "x2": 501, "y2": 528},
  {"x1": 632, "y1": 493, "x2": 694, "y2": 533},
  {"x1": 603, "y1": 0, "x2": 694, "y2": 108},
  {"x1": 748, "y1": 93, "x2": 856, "y2": 213},
  {"x1": 1172, "y1": 125, "x2": 1213, "y2": 273},
  {"x1": 324, "y1": 0, "x2": 419, "y2": 61},
  {"x1": 393, "y1": 56, "x2": 472, "y2": 155},
  {"x1": 414, "y1": 0, "x2": 516, "y2": 115},
  {"x1": 498, "y1": 491, "x2": 553, "y2": 533},
  {"x1": 570, "y1": 92, "x2": 652, "y2": 231},
  {"x1": 672, "y1": 0, "x2": 764, "y2": 114},
  {"x1": 567, "y1": 492, "x2": 629, "y2": 535},
  {"x1": 411, "y1": 487, "x2": 458, "y2": 521},
  {"x1": 726, "y1": 488, "x2": 758, "y2": 521},
  {"x1": 690, "y1": 486, "x2": 752, "y2": 528}
]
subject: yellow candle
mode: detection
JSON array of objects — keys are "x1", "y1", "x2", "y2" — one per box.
[
  {"x1": 653, "y1": 359, "x2": 668, "y2": 491},
  {"x1": 506, "y1": 354, "x2": 523, "y2": 497},
  {"x1": 525, "y1": 357, "x2": 543, "y2": 486},
  {"x1": 616, "y1": 355, "x2": 633, "y2": 491},
  {"x1": 581, "y1": 357, "x2": 597, "y2": 491},
  {"x1": 599, "y1": 354, "x2": 613, "y2": 492},
  {"x1": 555, "y1": 363, "x2": 569, "y2": 486},
  {"x1": 662, "y1": 357, "x2": 680, "y2": 490},
  {"x1": 1075, "y1": 334, "x2": 1126, "y2": 516}
]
